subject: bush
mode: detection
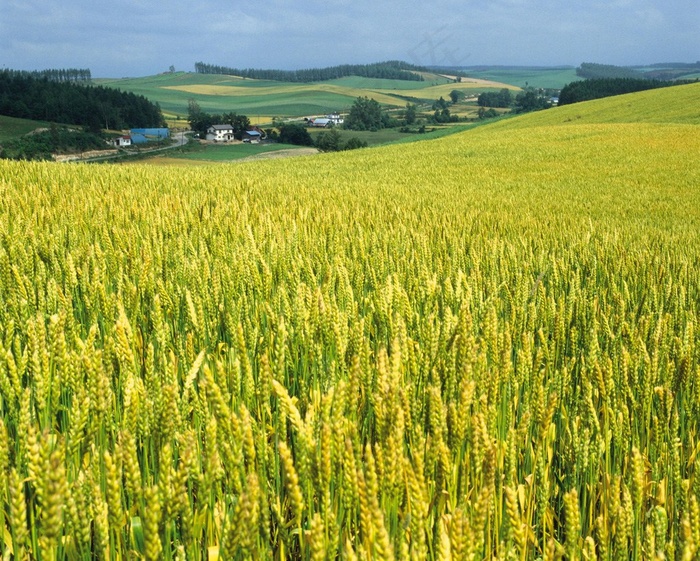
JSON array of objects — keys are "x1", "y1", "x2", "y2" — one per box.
[{"x1": 278, "y1": 123, "x2": 314, "y2": 146}]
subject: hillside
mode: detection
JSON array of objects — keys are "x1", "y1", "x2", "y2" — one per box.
[
  {"x1": 491, "y1": 81, "x2": 700, "y2": 128},
  {"x1": 1, "y1": 81, "x2": 699, "y2": 559},
  {"x1": 97, "y1": 71, "x2": 517, "y2": 119}
]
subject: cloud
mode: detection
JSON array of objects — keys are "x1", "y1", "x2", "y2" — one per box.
[{"x1": 0, "y1": 0, "x2": 697, "y2": 76}]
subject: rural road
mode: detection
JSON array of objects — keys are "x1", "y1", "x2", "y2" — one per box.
[{"x1": 78, "y1": 129, "x2": 191, "y2": 162}]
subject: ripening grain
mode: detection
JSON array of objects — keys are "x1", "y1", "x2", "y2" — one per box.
[{"x1": 0, "y1": 83, "x2": 699, "y2": 560}]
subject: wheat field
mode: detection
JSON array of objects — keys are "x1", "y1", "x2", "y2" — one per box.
[{"x1": 0, "y1": 83, "x2": 699, "y2": 560}]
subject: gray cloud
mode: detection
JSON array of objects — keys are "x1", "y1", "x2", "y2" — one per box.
[{"x1": 0, "y1": 0, "x2": 697, "y2": 76}]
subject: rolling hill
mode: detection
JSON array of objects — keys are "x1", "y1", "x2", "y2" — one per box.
[{"x1": 97, "y1": 70, "x2": 517, "y2": 119}]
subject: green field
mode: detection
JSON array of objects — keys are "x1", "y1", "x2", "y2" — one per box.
[
  {"x1": 0, "y1": 115, "x2": 52, "y2": 143},
  {"x1": 458, "y1": 66, "x2": 582, "y2": 89},
  {"x1": 97, "y1": 71, "x2": 517, "y2": 119},
  {"x1": 162, "y1": 141, "x2": 309, "y2": 162}
]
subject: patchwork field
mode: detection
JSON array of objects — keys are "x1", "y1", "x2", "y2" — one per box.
[
  {"x1": 98, "y1": 71, "x2": 518, "y2": 119},
  {"x1": 1, "y1": 82, "x2": 699, "y2": 560}
]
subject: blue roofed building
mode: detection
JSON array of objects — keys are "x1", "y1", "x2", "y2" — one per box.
[{"x1": 129, "y1": 128, "x2": 170, "y2": 143}]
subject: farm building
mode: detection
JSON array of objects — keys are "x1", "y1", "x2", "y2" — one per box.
[
  {"x1": 129, "y1": 128, "x2": 169, "y2": 144},
  {"x1": 309, "y1": 118, "x2": 332, "y2": 128},
  {"x1": 111, "y1": 136, "x2": 132, "y2": 147},
  {"x1": 243, "y1": 130, "x2": 262, "y2": 143},
  {"x1": 206, "y1": 124, "x2": 235, "y2": 142},
  {"x1": 327, "y1": 113, "x2": 344, "y2": 125}
]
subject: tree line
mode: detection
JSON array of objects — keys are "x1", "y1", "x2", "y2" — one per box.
[
  {"x1": 558, "y1": 78, "x2": 675, "y2": 105},
  {"x1": 576, "y1": 62, "x2": 700, "y2": 81},
  {"x1": 0, "y1": 70, "x2": 164, "y2": 130},
  {"x1": 15, "y1": 68, "x2": 93, "y2": 83},
  {"x1": 576, "y1": 63, "x2": 643, "y2": 80},
  {"x1": 194, "y1": 61, "x2": 426, "y2": 82}
]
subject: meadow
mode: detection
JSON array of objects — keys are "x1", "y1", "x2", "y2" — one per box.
[
  {"x1": 456, "y1": 67, "x2": 582, "y2": 90},
  {"x1": 0, "y1": 82, "x2": 699, "y2": 560},
  {"x1": 0, "y1": 115, "x2": 52, "y2": 143}
]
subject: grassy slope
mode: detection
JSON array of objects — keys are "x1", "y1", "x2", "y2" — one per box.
[
  {"x1": 492, "y1": 82, "x2": 700, "y2": 128},
  {"x1": 232, "y1": 82, "x2": 700, "y2": 234},
  {"x1": 0, "y1": 115, "x2": 52, "y2": 143}
]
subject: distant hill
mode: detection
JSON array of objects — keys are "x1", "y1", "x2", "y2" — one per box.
[
  {"x1": 0, "y1": 69, "x2": 165, "y2": 131},
  {"x1": 194, "y1": 60, "x2": 428, "y2": 82}
]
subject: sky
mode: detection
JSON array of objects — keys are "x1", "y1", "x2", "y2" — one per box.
[{"x1": 1, "y1": 0, "x2": 698, "y2": 77}]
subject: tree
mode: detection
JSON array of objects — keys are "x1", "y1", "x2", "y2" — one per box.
[
  {"x1": 343, "y1": 137, "x2": 368, "y2": 150},
  {"x1": 278, "y1": 123, "x2": 314, "y2": 146},
  {"x1": 514, "y1": 90, "x2": 551, "y2": 113},
  {"x1": 223, "y1": 112, "x2": 251, "y2": 140},
  {"x1": 316, "y1": 128, "x2": 343, "y2": 152},
  {"x1": 344, "y1": 96, "x2": 384, "y2": 131},
  {"x1": 432, "y1": 96, "x2": 449, "y2": 111},
  {"x1": 187, "y1": 99, "x2": 213, "y2": 137},
  {"x1": 449, "y1": 89, "x2": 464, "y2": 104},
  {"x1": 404, "y1": 103, "x2": 417, "y2": 125}
]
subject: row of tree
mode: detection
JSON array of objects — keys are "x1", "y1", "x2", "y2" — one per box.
[
  {"x1": 576, "y1": 63, "x2": 642, "y2": 80},
  {"x1": 194, "y1": 61, "x2": 426, "y2": 82},
  {"x1": 558, "y1": 78, "x2": 673, "y2": 105},
  {"x1": 0, "y1": 70, "x2": 164, "y2": 130},
  {"x1": 576, "y1": 62, "x2": 700, "y2": 81},
  {"x1": 16, "y1": 68, "x2": 92, "y2": 83}
]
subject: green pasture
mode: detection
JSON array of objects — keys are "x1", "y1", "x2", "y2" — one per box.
[
  {"x1": 461, "y1": 66, "x2": 581, "y2": 89},
  {"x1": 0, "y1": 115, "x2": 52, "y2": 142},
  {"x1": 165, "y1": 141, "x2": 306, "y2": 162}
]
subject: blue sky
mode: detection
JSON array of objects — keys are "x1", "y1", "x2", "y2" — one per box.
[{"x1": 1, "y1": 0, "x2": 697, "y2": 77}]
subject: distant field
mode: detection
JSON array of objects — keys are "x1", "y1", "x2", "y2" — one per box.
[
  {"x1": 458, "y1": 66, "x2": 581, "y2": 89},
  {"x1": 97, "y1": 71, "x2": 517, "y2": 119}
]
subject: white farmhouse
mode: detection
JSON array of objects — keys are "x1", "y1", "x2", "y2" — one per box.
[{"x1": 206, "y1": 124, "x2": 235, "y2": 142}]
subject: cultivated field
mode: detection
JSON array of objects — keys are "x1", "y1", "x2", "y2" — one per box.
[
  {"x1": 97, "y1": 71, "x2": 517, "y2": 119},
  {"x1": 0, "y1": 82, "x2": 699, "y2": 560}
]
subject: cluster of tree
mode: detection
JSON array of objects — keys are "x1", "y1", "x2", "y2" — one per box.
[
  {"x1": 0, "y1": 124, "x2": 106, "y2": 160},
  {"x1": 641, "y1": 62, "x2": 700, "y2": 81},
  {"x1": 269, "y1": 123, "x2": 367, "y2": 152},
  {"x1": 194, "y1": 61, "x2": 426, "y2": 83},
  {"x1": 276, "y1": 123, "x2": 314, "y2": 146},
  {"x1": 0, "y1": 70, "x2": 164, "y2": 131},
  {"x1": 187, "y1": 100, "x2": 250, "y2": 139},
  {"x1": 513, "y1": 89, "x2": 553, "y2": 113},
  {"x1": 16, "y1": 68, "x2": 92, "y2": 83},
  {"x1": 576, "y1": 63, "x2": 643, "y2": 80},
  {"x1": 558, "y1": 78, "x2": 671, "y2": 105},
  {"x1": 343, "y1": 96, "x2": 395, "y2": 131},
  {"x1": 477, "y1": 89, "x2": 513, "y2": 108},
  {"x1": 431, "y1": 97, "x2": 459, "y2": 123},
  {"x1": 314, "y1": 128, "x2": 368, "y2": 152}
]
